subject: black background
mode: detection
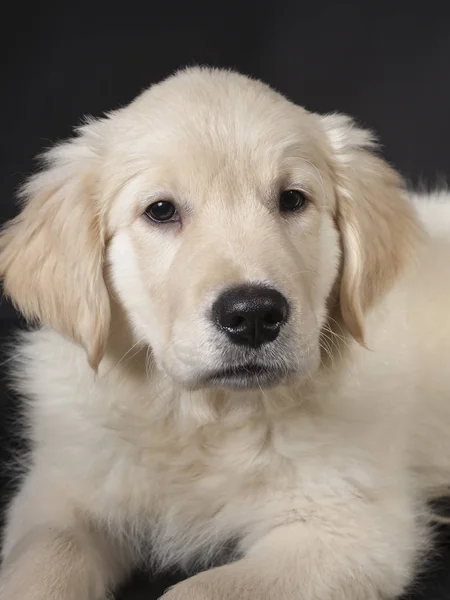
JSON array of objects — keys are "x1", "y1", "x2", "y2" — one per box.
[
  {"x1": 1, "y1": 2, "x2": 450, "y2": 598},
  {"x1": 2, "y1": 2, "x2": 450, "y2": 313}
]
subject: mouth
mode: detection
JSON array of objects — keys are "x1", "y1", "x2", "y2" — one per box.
[{"x1": 201, "y1": 363, "x2": 288, "y2": 389}]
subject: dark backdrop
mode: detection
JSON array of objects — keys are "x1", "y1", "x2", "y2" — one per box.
[
  {"x1": 1, "y1": 3, "x2": 450, "y2": 599},
  {"x1": 2, "y1": 1, "x2": 450, "y2": 233}
]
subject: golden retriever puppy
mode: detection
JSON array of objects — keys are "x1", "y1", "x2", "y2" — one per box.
[{"x1": 0, "y1": 67, "x2": 449, "y2": 600}]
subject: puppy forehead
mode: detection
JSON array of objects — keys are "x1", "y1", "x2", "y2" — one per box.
[
  {"x1": 103, "y1": 69, "x2": 332, "y2": 226},
  {"x1": 111, "y1": 69, "x2": 326, "y2": 175}
]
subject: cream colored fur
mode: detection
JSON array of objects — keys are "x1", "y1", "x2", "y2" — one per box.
[{"x1": 0, "y1": 67, "x2": 449, "y2": 600}]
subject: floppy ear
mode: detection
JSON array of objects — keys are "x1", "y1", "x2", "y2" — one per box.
[
  {"x1": 0, "y1": 123, "x2": 110, "y2": 369},
  {"x1": 321, "y1": 114, "x2": 423, "y2": 343}
]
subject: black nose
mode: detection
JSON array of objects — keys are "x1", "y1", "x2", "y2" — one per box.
[{"x1": 212, "y1": 285, "x2": 289, "y2": 348}]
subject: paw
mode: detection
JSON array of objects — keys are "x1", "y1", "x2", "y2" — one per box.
[
  {"x1": 161, "y1": 580, "x2": 211, "y2": 600},
  {"x1": 160, "y1": 567, "x2": 263, "y2": 600}
]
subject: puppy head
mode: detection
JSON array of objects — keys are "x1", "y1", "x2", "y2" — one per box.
[{"x1": 0, "y1": 68, "x2": 421, "y2": 387}]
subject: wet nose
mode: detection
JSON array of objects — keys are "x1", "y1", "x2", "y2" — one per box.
[{"x1": 212, "y1": 284, "x2": 289, "y2": 348}]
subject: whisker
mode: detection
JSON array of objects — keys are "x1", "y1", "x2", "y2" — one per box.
[
  {"x1": 279, "y1": 269, "x2": 318, "y2": 284},
  {"x1": 104, "y1": 338, "x2": 146, "y2": 377}
]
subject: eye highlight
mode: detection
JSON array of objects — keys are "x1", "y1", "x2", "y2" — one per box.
[
  {"x1": 279, "y1": 190, "x2": 308, "y2": 214},
  {"x1": 145, "y1": 200, "x2": 178, "y2": 223}
]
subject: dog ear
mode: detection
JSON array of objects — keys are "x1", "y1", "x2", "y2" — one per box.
[
  {"x1": 0, "y1": 122, "x2": 110, "y2": 370},
  {"x1": 321, "y1": 114, "x2": 423, "y2": 344}
]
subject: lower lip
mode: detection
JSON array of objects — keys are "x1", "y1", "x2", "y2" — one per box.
[{"x1": 205, "y1": 367, "x2": 286, "y2": 389}]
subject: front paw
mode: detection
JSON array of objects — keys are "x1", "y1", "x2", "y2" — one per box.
[
  {"x1": 161, "y1": 580, "x2": 212, "y2": 600},
  {"x1": 160, "y1": 567, "x2": 263, "y2": 600}
]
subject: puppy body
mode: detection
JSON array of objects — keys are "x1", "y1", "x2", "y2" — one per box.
[{"x1": 0, "y1": 68, "x2": 449, "y2": 599}]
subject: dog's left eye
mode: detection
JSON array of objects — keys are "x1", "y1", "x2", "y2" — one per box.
[
  {"x1": 145, "y1": 201, "x2": 178, "y2": 223},
  {"x1": 279, "y1": 190, "x2": 308, "y2": 213}
]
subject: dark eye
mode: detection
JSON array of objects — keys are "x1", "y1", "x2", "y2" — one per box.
[
  {"x1": 279, "y1": 190, "x2": 308, "y2": 213},
  {"x1": 145, "y1": 200, "x2": 178, "y2": 223}
]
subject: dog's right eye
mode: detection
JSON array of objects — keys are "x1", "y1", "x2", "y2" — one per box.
[{"x1": 145, "y1": 201, "x2": 178, "y2": 223}]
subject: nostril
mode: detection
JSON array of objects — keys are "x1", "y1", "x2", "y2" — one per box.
[
  {"x1": 262, "y1": 309, "x2": 284, "y2": 327},
  {"x1": 229, "y1": 315, "x2": 246, "y2": 329}
]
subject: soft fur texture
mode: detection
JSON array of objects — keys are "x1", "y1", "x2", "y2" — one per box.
[{"x1": 0, "y1": 67, "x2": 449, "y2": 600}]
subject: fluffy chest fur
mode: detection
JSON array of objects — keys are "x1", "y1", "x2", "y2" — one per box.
[{"x1": 14, "y1": 326, "x2": 416, "y2": 571}]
